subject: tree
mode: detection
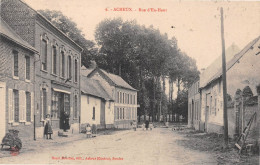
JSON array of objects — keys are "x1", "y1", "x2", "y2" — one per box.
[{"x1": 38, "y1": 9, "x2": 98, "y2": 67}]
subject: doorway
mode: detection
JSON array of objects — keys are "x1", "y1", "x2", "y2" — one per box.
[
  {"x1": 205, "y1": 93, "x2": 211, "y2": 132},
  {"x1": 58, "y1": 93, "x2": 70, "y2": 130},
  {"x1": 0, "y1": 82, "x2": 6, "y2": 140}
]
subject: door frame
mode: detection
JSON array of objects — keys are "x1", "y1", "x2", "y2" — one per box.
[{"x1": 0, "y1": 82, "x2": 6, "y2": 140}]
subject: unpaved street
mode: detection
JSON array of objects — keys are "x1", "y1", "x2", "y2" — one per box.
[{"x1": 0, "y1": 128, "x2": 217, "y2": 165}]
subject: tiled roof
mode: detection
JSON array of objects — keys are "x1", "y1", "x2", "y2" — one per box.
[
  {"x1": 0, "y1": 18, "x2": 37, "y2": 53},
  {"x1": 81, "y1": 76, "x2": 113, "y2": 101},
  {"x1": 200, "y1": 37, "x2": 260, "y2": 88},
  {"x1": 100, "y1": 69, "x2": 137, "y2": 91},
  {"x1": 81, "y1": 66, "x2": 95, "y2": 77}
]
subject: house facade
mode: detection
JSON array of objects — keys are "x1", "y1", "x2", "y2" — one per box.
[
  {"x1": 0, "y1": 18, "x2": 38, "y2": 141},
  {"x1": 80, "y1": 76, "x2": 114, "y2": 129},
  {"x1": 85, "y1": 68, "x2": 138, "y2": 129},
  {"x1": 199, "y1": 36, "x2": 260, "y2": 138},
  {"x1": 188, "y1": 80, "x2": 202, "y2": 130},
  {"x1": 1, "y1": 0, "x2": 82, "y2": 139}
]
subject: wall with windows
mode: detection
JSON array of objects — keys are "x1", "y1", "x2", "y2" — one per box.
[
  {"x1": 114, "y1": 87, "x2": 138, "y2": 128},
  {"x1": 33, "y1": 20, "x2": 81, "y2": 137},
  {"x1": 0, "y1": 39, "x2": 35, "y2": 141},
  {"x1": 187, "y1": 80, "x2": 201, "y2": 130},
  {"x1": 81, "y1": 94, "x2": 101, "y2": 126}
]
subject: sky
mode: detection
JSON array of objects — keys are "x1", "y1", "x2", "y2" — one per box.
[{"x1": 24, "y1": 0, "x2": 260, "y2": 70}]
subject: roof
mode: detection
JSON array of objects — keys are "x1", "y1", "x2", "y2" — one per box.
[
  {"x1": 83, "y1": 67, "x2": 137, "y2": 91},
  {"x1": 81, "y1": 76, "x2": 113, "y2": 101},
  {"x1": 200, "y1": 37, "x2": 260, "y2": 89},
  {"x1": 81, "y1": 66, "x2": 95, "y2": 77},
  {"x1": 100, "y1": 69, "x2": 137, "y2": 91},
  {"x1": 0, "y1": 18, "x2": 37, "y2": 53}
]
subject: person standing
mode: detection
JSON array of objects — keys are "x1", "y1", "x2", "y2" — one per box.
[
  {"x1": 145, "y1": 120, "x2": 149, "y2": 130},
  {"x1": 44, "y1": 114, "x2": 53, "y2": 139},
  {"x1": 63, "y1": 111, "x2": 70, "y2": 132}
]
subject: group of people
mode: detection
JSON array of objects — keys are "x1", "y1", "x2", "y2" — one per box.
[
  {"x1": 143, "y1": 120, "x2": 153, "y2": 131},
  {"x1": 44, "y1": 111, "x2": 70, "y2": 140}
]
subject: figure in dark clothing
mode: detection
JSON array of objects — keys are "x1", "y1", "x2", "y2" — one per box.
[
  {"x1": 44, "y1": 114, "x2": 53, "y2": 139},
  {"x1": 145, "y1": 120, "x2": 149, "y2": 130},
  {"x1": 63, "y1": 111, "x2": 70, "y2": 132}
]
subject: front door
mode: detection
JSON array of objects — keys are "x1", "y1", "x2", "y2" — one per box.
[
  {"x1": 205, "y1": 93, "x2": 211, "y2": 132},
  {"x1": 59, "y1": 93, "x2": 70, "y2": 130},
  {"x1": 0, "y1": 82, "x2": 6, "y2": 140}
]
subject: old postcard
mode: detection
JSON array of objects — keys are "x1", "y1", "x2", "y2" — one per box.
[{"x1": 0, "y1": 0, "x2": 259, "y2": 164}]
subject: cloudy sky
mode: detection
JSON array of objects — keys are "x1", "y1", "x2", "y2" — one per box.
[{"x1": 24, "y1": 0, "x2": 260, "y2": 70}]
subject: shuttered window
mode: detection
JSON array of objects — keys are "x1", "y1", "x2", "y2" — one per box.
[
  {"x1": 74, "y1": 59, "x2": 78, "y2": 82},
  {"x1": 92, "y1": 107, "x2": 95, "y2": 120},
  {"x1": 25, "y1": 56, "x2": 30, "y2": 80},
  {"x1": 8, "y1": 89, "x2": 14, "y2": 123},
  {"x1": 26, "y1": 92, "x2": 31, "y2": 122},
  {"x1": 41, "y1": 40, "x2": 47, "y2": 70},
  {"x1": 74, "y1": 95, "x2": 78, "y2": 119},
  {"x1": 61, "y1": 51, "x2": 65, "y2": 77},
  {"x1": 13, "y1": 90, "x2": 19, "y2": 122},
  {"x1": 13, "y1": 51, "x2": 18, "y2": 77},
  {"x1": 68, "y1": 56, "x2": 72, "y2": 79},
  {"x1": 52, "y1": 46, "x2": 57, "y2": 74},
  {"x1": 41, "y1": 89, "x2": 47, "y2": 120}
]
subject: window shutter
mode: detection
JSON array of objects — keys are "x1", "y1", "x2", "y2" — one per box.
[
  {"x1": 19, "y1": 90, "x2": 26, "y2": 122},
  {"x1": 31, "y1": 92, "x2": 34, "y2": 122},
  {"x1": 8, "y1": 89, "x2": 13, "y2": 123}
]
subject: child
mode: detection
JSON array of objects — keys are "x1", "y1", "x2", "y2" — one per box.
[
  {"x1": 44, "y1": 114, "x2": 53, "y2": 139},
  {"x1": 86, "y1": 124, "x2": 92, "y2": 138},
  {"x1": 142, "y1": 123, "x2": 145, "y2": 131},
  {"x1": 132, "y1": 120, "x2": 137, "y2": 131},
  {"x1": 149, "y1": 122, "x2": 153, "y2": 131}
]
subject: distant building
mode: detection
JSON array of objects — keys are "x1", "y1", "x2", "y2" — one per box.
[
  {"x1": 188, "y1": 80, "x2": 202, "y2": 130},
  {"x1": 1, "y1": 0, "x2": 82, "y2": 139},
  {"x1": 82, "y1": 67, "x2": 138, "y2": 129},
  {"x1": 80, "y1": 76, "x2": 114, "y2": 129},
  {"x1": 0, "y1": 17, "x2": 38, "y2": 141}
]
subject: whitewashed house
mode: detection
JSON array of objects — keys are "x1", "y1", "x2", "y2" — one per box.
[{"x1": 81, "y1": 76, "x2": 114, "y2": 129}]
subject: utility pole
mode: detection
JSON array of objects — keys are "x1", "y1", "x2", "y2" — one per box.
[{"x1": 220, "y1": 7, "x2": 229, "y2": 146}]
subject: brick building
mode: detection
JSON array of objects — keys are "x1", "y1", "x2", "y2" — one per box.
[
  {"x1": 0, "y1": 17, "x2": 38, "y2": 141},
  {"x1": 1, "y1": 0, "x2": 82, "y2": 139}
]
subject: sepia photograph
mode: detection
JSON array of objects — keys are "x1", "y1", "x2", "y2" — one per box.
[{"x1": 0, "y1": 0, "x2": 259, "y2": 164}]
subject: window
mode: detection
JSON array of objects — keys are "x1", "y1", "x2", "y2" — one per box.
[
  {"x1": 26, "y1": 92, "x2": 31, "y2": 122},
  {"x1": 13, "y1": 51, "x2": 18, "y2": 77},
  {"x1": 123, "y1": 108, "x2": 125, "y2": 119},
  {"x1": 41, "y1": 89, "x2": 47, "y2": 120},
  {"x1": 133, "y1": 95, "x2": 136, "y2": 104},
  {"x1": 25, "y1": 56, "x2": 30, "y2": 80},
  {"x1": 130, "y1": 95, "x2": 132, "y2": 104},
  {"x1": 74, "y1": 59, "x2": 78, "y2": 82},
  {"x1": 92, "y1": 107, "x2": 95, "y2": 120},
  {"x1": 120, "y1": 92, "x2": 122, "y2": 103},
  {"x1": 123, "y1": 93, "x2": 125, "y2": 104},
  {"x1": 61, "y1": 51, "x2": 65, "y2": 77},
  {"x1": 68, "y1": 56, "x2": 72, "y2": 79},
  {"x1": 120, "y1": 108, "x2": 122, "y2": 119},
  {"x1": 74, "y1": 95, "x2": 78, "y2": 119},
  {"x1": 41, "y1": 40, "x2": 47, "y2": 70},
  {"x1": 64, "y1": 94, "x2": 70, "y2": 118},
  {"x1": 117, "y1": 92, "x2": 119, "y2": 103},
  {"x1": 13, "y1": 90, "x2": 19, "y2": 122},
  {"x1": 52, "y1": 46, "x2": 57, "y2": 74},
  {"x1": 51, "y1": 91, "x2": 59, "y2": 119}
]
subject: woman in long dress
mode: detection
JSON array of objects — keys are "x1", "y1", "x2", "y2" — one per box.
[{"x1": 44, "y1": 114, "x2": 53, "y2": 139}]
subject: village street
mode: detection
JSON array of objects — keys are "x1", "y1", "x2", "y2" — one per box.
[{"x1": 0, "y1": 128, "x2": 217, "y2": 165}]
